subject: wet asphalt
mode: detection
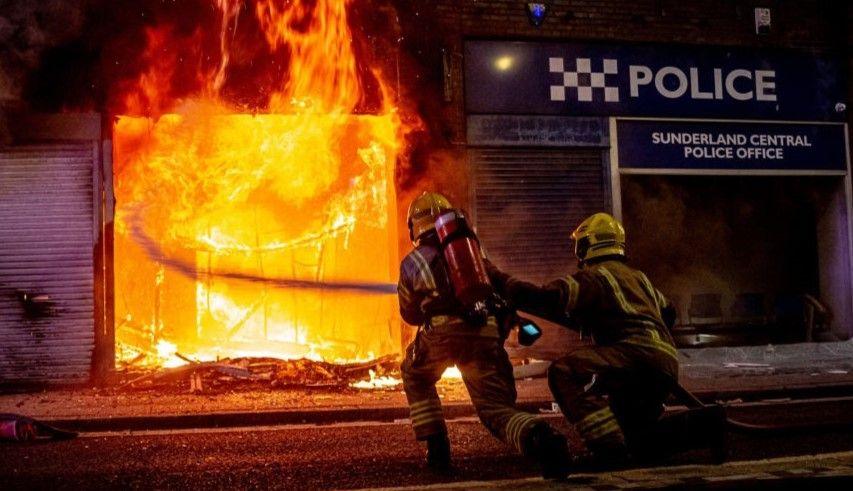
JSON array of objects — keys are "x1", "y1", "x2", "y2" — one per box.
[{"x1": 1, "y1": 398, "x2": 852, "y2": 490}]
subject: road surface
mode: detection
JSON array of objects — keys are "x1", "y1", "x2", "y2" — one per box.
[{"x1": 1, "y1": 398, "x2": 852, "y2": 489}]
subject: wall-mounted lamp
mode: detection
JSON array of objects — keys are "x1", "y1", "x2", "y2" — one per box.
[
  {"x1": 526, "y1": 3, "x2": 550, "y2": 27},
  {"x1": 493, "y1": 56, "x2": 514, "y2": 72}
]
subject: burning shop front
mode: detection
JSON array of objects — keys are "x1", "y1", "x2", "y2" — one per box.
[
  {"x1": 464, "y1": 40, "x2": 851, "y2": 348},
  {"x1": 1, "y1": 0, "x2": 420, "y2": 386},
  {"x1": 111, "y1": 2, "x2": 409, "y2": 376}
]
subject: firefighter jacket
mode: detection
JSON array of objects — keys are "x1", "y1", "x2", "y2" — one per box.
[
  {"x1": 489, "y1": 258, "x2": 677, "y2": 354},
  {"x1": 398, "y1": 234, "x2": 499, "y2": 337}
]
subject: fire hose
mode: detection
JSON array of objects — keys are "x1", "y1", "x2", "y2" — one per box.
[
  {"x1": 127, "y1": 209, "x2": 398, "y2": 295},
  {"x1": 671, "y1": 382, "x2": 853, "y2": 436}
]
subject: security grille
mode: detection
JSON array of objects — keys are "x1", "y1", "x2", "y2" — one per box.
[
  {"x1": 472, "y1": 147, "x2": 609, "y2": 284},
  {"x1": 0, "y1": 143, "x2": 96, "y2": 384}
]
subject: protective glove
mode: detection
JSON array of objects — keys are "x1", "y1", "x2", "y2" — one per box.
[{"x1": 483, "y1": 258, "x2": 511, "y2": 293}]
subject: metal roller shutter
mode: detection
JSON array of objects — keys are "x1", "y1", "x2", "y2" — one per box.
[
  {"x1": 473, "y1": 147, "x2": 609, "y2": 283},
  {"x1": 0, "y1": 143, "x2": 96, "y2": 383}
]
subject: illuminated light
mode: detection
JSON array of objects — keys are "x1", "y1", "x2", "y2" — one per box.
[{"x1": 494, "y1": 56, "x2": 514, "y2": 71}]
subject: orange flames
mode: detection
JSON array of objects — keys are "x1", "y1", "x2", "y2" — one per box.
[{"x1": 113, "y1": 0, "x2": 406, "y2": 367}]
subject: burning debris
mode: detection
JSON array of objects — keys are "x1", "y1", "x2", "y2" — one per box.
[{"x1": 116, "y1": 354, "x2": 402, "y2": 393}]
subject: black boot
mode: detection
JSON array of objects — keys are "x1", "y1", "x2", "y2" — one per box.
[
  {"x1": 425, "y1": 433, "x2": 451, "y2": 470},
  {"x1": 637, "y1": 405, "x2": 728, "y2": 463},
  {"x1": 690, "y1": 405, "x2": 729, "y2": 464},
  {"x1": 525, "y1": 422, "x2": 571, "y2": 480},
  {"x1": 580, "y1": 440, "x2": 632, "y2": 472}
]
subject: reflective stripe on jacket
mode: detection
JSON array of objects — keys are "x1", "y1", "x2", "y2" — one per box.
[
  {"x1": 398, "y1": 237, "x2": 495, "y2": 335},
  {"x1": 575, "y1": 260, "x2": 676, "y2": 347},
  {"x1": 492, "y1": 259, "x2": 677, "y2": 353}
]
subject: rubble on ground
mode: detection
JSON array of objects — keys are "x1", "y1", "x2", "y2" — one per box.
[{"x1": 114, "y1": 355, "x2": 401, "y2": 393}]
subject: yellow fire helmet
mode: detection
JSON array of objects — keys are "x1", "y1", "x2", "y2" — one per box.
[
  {"x1": 571, "y1": 212, "x2": 626, "y2": 263},
  {"x1": 407, "y1": 191, "x2": 453, "y2": 242}
]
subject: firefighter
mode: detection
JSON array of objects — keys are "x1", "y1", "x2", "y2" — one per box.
[
  {"x1": 487, "y1": 212, "x2": 724, "y2": 467},
  {"x1": 399, "y1": 192, "x2": 570, "y2": 478}
]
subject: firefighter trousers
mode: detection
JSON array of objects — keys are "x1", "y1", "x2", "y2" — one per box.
[
  {"x1": 401, "y1": 328, "x2": 545, "y2": 455},
  {"x1": 547, "y1": 339, "x2": 678, "y2": 454}
]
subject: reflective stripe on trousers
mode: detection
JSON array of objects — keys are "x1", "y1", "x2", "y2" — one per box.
[
  {"x1": 408, "y1": 398, "x2": 445, "y2": 437},
  {"x1": 504, "y1": 412, "x2": 542, "y2": 454},
  {"x1": 576, "y1": 406, "x2": 623, "y2": 443}
]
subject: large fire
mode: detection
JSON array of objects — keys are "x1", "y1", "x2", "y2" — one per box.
[{"x1": 113, "y1": 0, "x2": 405, "y2": 368}]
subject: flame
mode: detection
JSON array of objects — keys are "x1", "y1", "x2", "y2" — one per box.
[
  {"x1": 440, "y1": 366, "x2": 463, "y2": 380},
  {"x1": 155, "y1": 340, "x2": 186, "y2": 369},
  {"x1": 352, "y1": 367, "x2": 460, "y2": 393},
  {"x1": 256, "y1": 0, "x2": 362, "y2": 112},
  {"x1": 350, "y1": 369, "x2": 402, "y2": 390},
  {"x1": 114, "y1": 0, "x2": 407, "y2": 368}
]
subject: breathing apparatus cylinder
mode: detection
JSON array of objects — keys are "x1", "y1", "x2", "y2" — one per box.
[
  {"x1": 434, "y1": 210, "x2": 493, "y2": 324},
  {"x1": 434, "y1": 209, "x2": 543, "y2": 344}
]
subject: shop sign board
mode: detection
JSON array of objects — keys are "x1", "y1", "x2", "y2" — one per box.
[
  {"x1": 617, "y1": 120, "x2": 847, "y2": 171},
  {"x1": 465, "y1": 40, "x2": 846, "y2": 121}
]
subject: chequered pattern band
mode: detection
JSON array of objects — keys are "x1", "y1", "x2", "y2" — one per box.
[{"x1": 549, "y1": 57, "x2": 620, "y2": 103}]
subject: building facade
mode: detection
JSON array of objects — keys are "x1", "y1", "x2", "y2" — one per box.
[{"x1": 397, "y1": 1, "x2": 852, "y2": 347}]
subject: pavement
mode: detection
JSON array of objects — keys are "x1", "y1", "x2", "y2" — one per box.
[
  {"x1": 678, "y1": 339, "x2": 853, "y2": 395},
  {"x1": 0, "y1": 377, "x2": 484, "y2": 428},
  {"x1": 1, "y1": 399, "x2": 852, "y2": 489},
  {"x1": 2, "y1": 340, "x2": 852, "y2": 433},
  {"x1": 367, "y1": 451, "x2": 853, "y2": 490}
]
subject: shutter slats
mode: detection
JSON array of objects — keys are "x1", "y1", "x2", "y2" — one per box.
[
  {"x1": 473, "y1": 148, "x2": 608, "y2": 284},
  {"x1": 0, "y1": 142, "x2": 95, "y2": 384}
]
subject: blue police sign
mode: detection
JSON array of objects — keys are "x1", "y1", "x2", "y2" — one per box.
[
  {"x1": 617, "y1": 120, "x2": 847, "y2": 171},
  {"x1": 464, "y1": 40, "x2": 846, "y2": 121}
]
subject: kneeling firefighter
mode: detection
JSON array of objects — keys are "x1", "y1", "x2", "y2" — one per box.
[
  {"x1": 487, "y1": 213, "x2": 726, "y2": 467},
  {"x1": 398, "y1": 192, "x2": 570, "y2": 478}
]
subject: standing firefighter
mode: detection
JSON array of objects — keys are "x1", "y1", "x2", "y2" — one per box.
[
  {"x1": 398, "y1": 192, "x2": 569, "y2": 478},
  {"x1": 488, "y1": 212, "x2": 710, "y2": 467}
]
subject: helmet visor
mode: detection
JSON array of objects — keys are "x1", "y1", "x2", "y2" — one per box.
[{"x1": 574, "y1": 236, "x2": 591, "y2": 261}]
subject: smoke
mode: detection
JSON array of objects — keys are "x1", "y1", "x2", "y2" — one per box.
[
  {"x1": 0, "y1": 0, "x2": 87, "y2": 101},
  {"x1": 0, "y1": 0, "x2": 87, "y2": 141},
  {"x1": 623, "y1": 177, "x2": 733, "y2": 299},
  {"x1": 394, "y1": 146, "x2": 469, "y2": 252},
  {"x1": 622, "y1": 175, "x2": 828, "y2": 318}
]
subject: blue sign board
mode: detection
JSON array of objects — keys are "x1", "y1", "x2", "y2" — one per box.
[
  {"x1": 617, "y1": 120, "x2": 847, "y2": 171},
  {"x1": 465, "y1": 40, "x2": 846, "y2": 121}
]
